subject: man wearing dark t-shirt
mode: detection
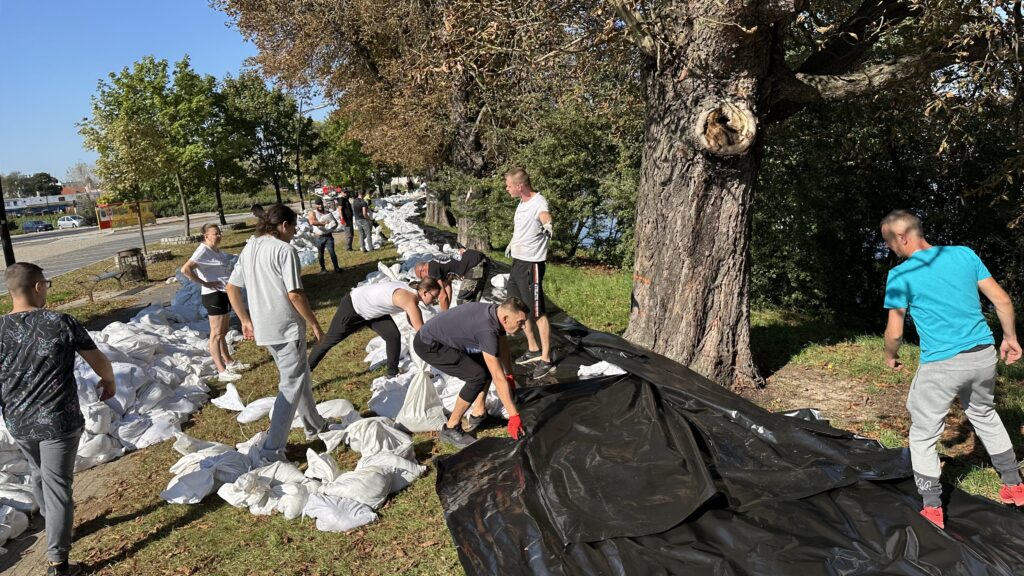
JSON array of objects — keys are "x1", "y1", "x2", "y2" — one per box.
[
  {"x1": 335, "y1": 189, "x2": 355, "y2": 251},
  {"x1": 414, "y1": 248, "x2": 490, "y2": 310},
  {"x1": 0, "y1": 263, "x2": 115, "y2": 576},
  {"x1": 413, "y1": 298, "x2": 528, "y2": 448},
  {"x1": 351, "y1": 192, "x2": 373, "y2": 252}
]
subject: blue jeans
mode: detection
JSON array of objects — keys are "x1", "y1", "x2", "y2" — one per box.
[{"x1": 316, "y1": 234, "x2": 339, "y2": 271}]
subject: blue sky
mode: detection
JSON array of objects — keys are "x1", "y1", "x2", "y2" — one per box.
[{"x1": 0, "y1": 1, "x2": 322, "y2": 182}]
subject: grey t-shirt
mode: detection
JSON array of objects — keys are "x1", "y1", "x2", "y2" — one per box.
[
  {"x1": 418, "y1": 302, "x2": 503, "y2": 356},
  {"x1": 351, "y1": 198, "x2": 369, "y2": 221},
  {"x1": 228, "y1": 235, "x2": 305, "y2": 346},
  {"x1": 0, "y1": 310, "x2": 96, "y2": 440}
]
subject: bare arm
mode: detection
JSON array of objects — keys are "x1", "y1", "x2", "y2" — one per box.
[
  {"x1": 538, "y1": 211, "x2": 552, "y2": 225},
  {"x1": 288, "y1": 290, "x2": 324, "y2": 343},
  {"x1": 883, "y1": 308, "x2": 906, "y2": 369},
  {"x1": 79, "y1": 348, "x2": 116, "y2": 401},
  {"x1": 181, "y1": 260, "x2": 216, "y2": 289},
  {"x1": 226, "y1": 283, "x2": 253, "y2": 340},
  {"x1": 393, "y1": 289, "x2": 426, "y2": 331},
  {"x1": 979, "y1": 277, "x2": 1021, "y2": 364},
  {"x1": 438, "y1": 281, "x2": 452, "y2": 311},
  {"x1": 499, "y1": 336, "x2": 513, "y2": 375},
  {"x1": 483, "y1": 349, "x2": 517, "y2": 418}
]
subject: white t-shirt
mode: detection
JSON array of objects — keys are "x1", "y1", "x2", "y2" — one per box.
[
  {"x1": 351, "y1": 281, "x2": 415, "y2": 320},
  {"x1": 308, "y1": 209, "x2": 338, "y2": 236},
  {"x1": 227, "y1": 235, "x2": 305, "y2": 346},
  {"x1": 189, "y1": 244, "x2": 233, "y2": 295},
  {"x1": 510, "y1": 193, "x2": 550, "y2": 262}
]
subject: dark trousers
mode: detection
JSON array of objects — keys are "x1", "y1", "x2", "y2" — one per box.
[
  {"x1": 339, "y1": 225, "x2": 353, "y2": 250},
  {"x1": 316, "y1": 234, "x2": 340, "y2": 271},
  {"x1": 412, "y1": 333, "x2": 488, "y2": 402},
  {"x1": 308, "y1": 295, "x2": 402, "y2": 375}
]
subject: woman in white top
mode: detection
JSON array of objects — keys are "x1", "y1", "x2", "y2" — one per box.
[
  {"x1": 181, "y1": 223, "x2": 248, "y2": 383},
  {"x1": 308, "y1": 278, "x2": 442, "y2": 377}
]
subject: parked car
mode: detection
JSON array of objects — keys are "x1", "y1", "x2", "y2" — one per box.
[
  {"x1": 57, "y1": 215, "x2": 85, "y2": 229},
  {"x1": 22, "y1": 220, "x2": 54, "y2": 233}
]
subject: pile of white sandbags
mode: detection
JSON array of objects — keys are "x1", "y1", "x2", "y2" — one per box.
[{"x1": 0, "y1": 274, "x2": 241, "y2": 529}]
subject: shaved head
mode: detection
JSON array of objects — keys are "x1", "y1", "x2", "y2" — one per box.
[
  {"x1": 4, "y1": 262, "x2": 44, "y2": 296},
  {"x1": 880, "y1": 210, "x2": 924, "y2": 238}
]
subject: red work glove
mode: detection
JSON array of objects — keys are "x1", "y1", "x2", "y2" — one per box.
[
  {"x1": 505, "y1": 373, "x2": 516, "y2": 393},
  {"x1": 508, "y1": 414, "x2": 525, "y2": 440}
]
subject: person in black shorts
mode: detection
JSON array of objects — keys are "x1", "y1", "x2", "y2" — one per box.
[
  {"x1": 181, "y1": 223, "x2": 249, "y2": 383},
  {"x1": 413, "y1": 298, "x2": 529, "y2": 449},
  {"x1": 504, "y1": 168, "x2": 555, "y2": 379},
  {"x1": 413, "y1": 248, "x2": 490, "y2": 310}
]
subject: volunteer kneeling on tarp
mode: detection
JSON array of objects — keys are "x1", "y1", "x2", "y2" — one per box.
[
  {"x1": 413, "y1": 248, "x2": 490, "y2": 310},
  {"x1": 880, "y1": 209, "x2": 1024, "y2": 529},
  {"x1": 1, "y1": 263, "x2": 116, "y2": 576},
  {"x1": 227, "y1": 204, "x2": 329, "y2": 463},
  {"x1": 308, "y1": 278, "x2": 443, "y2": 377},
  {"x1": 413, "y1": 298, "x2": 529, "y2": 449}
]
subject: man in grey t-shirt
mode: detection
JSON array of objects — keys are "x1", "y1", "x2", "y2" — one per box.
[{"x1": 227, "y1": 204, "x2": 328, "y2": 462}]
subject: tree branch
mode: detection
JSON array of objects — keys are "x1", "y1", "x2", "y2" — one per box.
[
  {"x1": 797, "y1": 0, "x2": 918, "y2": 75},
  {"x1": 607, "y1": 0, "x2": 657, "y2": 56}
]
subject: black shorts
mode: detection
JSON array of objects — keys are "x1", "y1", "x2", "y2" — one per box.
[
  {"x1": 202, "y1": 291, "x2": 231, "y2": 316},
  {"x1": 413, "y1": 334, "x2": 488, "y2": 387},
  {"x1": 506, "y1": 259, "x2": 546, "y2": 318}
]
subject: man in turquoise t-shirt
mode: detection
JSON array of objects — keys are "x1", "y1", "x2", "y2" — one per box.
[{"x1": 881, "y1": 209, "x2": 1023, "y2": 529}]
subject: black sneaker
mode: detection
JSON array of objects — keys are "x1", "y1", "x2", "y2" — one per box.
[
  {"x1": 47, "y1": 561, "x2": 83, "y2": 576},
  {"x1": 439, "y1": 424, "x2": 477, "y2": 449},
  {"x1": 515, "y1": 350, "x2": 542, "y2": 365},
  {"x1": 531, "y1": 359, "x2": 556, "y2": 380},
  {"x1": 463, "y1": 412, "x2": 488, "y2": 433}
]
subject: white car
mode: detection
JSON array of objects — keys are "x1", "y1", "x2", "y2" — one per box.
[{"x1": 57, "y1": 215, "x2": 85, "y2": 229}]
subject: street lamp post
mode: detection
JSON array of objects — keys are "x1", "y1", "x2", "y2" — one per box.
[{"x1": 0, "y1": 177, "x2": 17, "y2": 266}]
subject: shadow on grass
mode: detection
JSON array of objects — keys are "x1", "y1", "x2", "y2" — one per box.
[
  {"x1": 750, "y1": 309, "x2": 867, "y2": 377},
  {"x1": 74, "y1": 500, "x2": 168, "y2": 541},
  {"x1": 81, "y1": 500, "x2": 227, "y2": 573}
]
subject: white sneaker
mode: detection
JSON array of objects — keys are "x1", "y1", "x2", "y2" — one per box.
[
  {"x1": 217, "y1": 371, "x2": 242, "y2": 383},
  {"x1": 227, "y1": 361, "x2": 251, "y2": 373}
]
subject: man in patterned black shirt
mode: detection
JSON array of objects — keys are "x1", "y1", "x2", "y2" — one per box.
[{"x1": 0, "y1": 263, "x2": 115, "y2": 576}]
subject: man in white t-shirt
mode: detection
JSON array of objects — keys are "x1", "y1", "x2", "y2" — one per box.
[
  {"x1": 504, "y1": 167, "x2": 556, "y2": 380},
  {"x1": 226, "y1": 204, "x2": 328, "y2": 462}
]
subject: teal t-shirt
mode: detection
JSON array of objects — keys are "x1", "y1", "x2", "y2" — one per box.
[{"x1": 883, "y1": 246, "x2": 994, "y2": 363}]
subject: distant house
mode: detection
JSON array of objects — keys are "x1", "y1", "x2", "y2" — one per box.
[{"x1": 3, "y1": 188, "x2": 102, "y2": 216}]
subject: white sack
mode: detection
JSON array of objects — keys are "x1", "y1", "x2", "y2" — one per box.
[{"x1": 303, "y1": 493, "x2": 377, "y2": 532}]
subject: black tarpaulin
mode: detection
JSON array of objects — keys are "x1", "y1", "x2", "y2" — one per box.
[{"x1": 435, "y1": 307, "x2": 1024, "y2": 575}]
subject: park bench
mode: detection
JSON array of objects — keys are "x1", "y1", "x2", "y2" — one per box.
[{"x1": 80, "y1": 269, "x2": 129, "y2": 303}]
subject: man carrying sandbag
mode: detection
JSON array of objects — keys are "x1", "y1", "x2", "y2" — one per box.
[
  {"x1": 308, "y1": 278, "x2": 442, "y2": 377},
  {"x1": 413, "y1": 298, "x2": 529, "y2": 449},
  {"x1": 414, "y1": 248, "x2": 490, "y2": 310},
  {"x1": 0, "y1": 263, "x2": 116, "y2": 576}
]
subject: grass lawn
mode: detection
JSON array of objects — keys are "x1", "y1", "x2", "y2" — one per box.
[{"x1": 18, "y1": 234, "x2": 1022, "y2": 574}]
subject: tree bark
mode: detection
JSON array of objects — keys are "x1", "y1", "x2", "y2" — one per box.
[
  {"x1": 449, "y1": 71, "x2": 490, "y2": 250},
  {"x1": 425, "y1": 188, "x2": 452, "y2": 227},
  {"x1": 622, "y1": 5, "x2": 775, "y2": 388},
  {"x1": 174, "y1": 171, "x2": 191, "y2": 236},
  {"x1": 456, "y1": 188, "x2": 490, "y2": 252},
  {"x1": 135, "y1": 198, "x2": 148, "y2": 255},
  {"x1": 272, "y1": 177, "x2": 282, "y2": 204},
  {"x1": 214, "y1": 169, "x2": 227, "y2": 225}
]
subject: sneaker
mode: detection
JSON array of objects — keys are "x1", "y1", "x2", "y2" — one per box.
[
  {"x1": 217, "y1": 371, "x2": 242, "y2": 383},
  {"x1": 1000, "y1": 483, "x2": 1024, "y2": 506},
  {"x1": 439, "y1": 424, "x2": 476, "y2": 449},
  {"x1": 531, "y1": 360, "x2": 556, "y2": 380},
  {"x1": 463, "y1": 412, "x2": 488, "y2": 433},
  {"x1": 318, "y1": 269, "x2": 329, "y2": 275},
  {"x1": 226, "y1": 361, "x2": 251, "y2": 373},
  {"x1": 515, "y1": 350, "x2": 542, "y2": 365},
  {"x1": 47, "y1": 561, "x2": 83, "y2": 576},
  {"x1": 920, "y1": 506, "x2": 944, "y2": 529}
]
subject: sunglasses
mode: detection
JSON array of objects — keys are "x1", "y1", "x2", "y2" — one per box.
[{"x1": 39, "y1": 280, "x2": 52, "y2": 288}]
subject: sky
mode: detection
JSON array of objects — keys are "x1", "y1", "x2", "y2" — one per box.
[{"x1": 0, "y1": 1, "x2": 325, "y2": 182}]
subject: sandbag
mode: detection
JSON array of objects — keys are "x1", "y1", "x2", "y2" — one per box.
[
  {"x1": 321, "y1": 467, "x2": 392, "y2": 510},
  {"x1": 237, "y1": 397, "x2": 276, "y2": 424},
  {"x1": 395, "y1": 345, "x2": 447, "y2": 433},
  {"x1": 305, "y1": 449, "x2": 340, "y2": 483},
  {"x1": 356, "y1": 452, "x2": 426, "y2": 493},
  {"x1": 212, "y1": 383, "x2": 245, "y2": 411},
  {"x1": 302, "y1": 493, "x2": 377, "y2": 533},
  {"x1": 342, "y1": 417, "x2": 414, "y2": 459}
]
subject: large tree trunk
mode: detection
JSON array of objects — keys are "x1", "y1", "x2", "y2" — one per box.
[
  {"x1": 425, "y1": 188, "x2": 452, "y2": 227},
  {"x1": 272, "y1": 177, "x2": 283, "y2": 204},
  {"x1": 449, "y1": 71, "x2": 490, "y2": 250},
  {"x1": 174, "y1": 171, "x2": 190, "y2": 236},
  {"x1": 622, "y1": 6, "x2": 772, "y2": 388},
  {"x1": 456, "y1": 188, "x2": 490, "y2": 252}
]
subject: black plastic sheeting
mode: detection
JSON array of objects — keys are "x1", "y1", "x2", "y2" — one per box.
[{"x1": 435, "y1": 305, "x2": 1024, "y2": 575}]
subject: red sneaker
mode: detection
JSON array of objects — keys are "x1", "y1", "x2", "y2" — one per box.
[
  {"x1": 999, "y1": 483, "x2": 1024, "y2": 506},
  {"x1": 921, "y1": 506, "x2": 944, "y2": 529}
]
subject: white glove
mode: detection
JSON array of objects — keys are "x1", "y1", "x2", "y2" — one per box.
[
  {"x1": 504, "y1": 244, "x2": 512, "y2": 258},
  {"x1": 541, "y1": 222, "x2": 553, "y2": 239}
]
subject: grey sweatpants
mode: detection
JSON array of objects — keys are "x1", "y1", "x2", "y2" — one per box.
[
  {"x1": 262, "y1": 338, "x2": 327, "y2": 460},
  {"x1": 16, "y1": 427, "x2": 82, "y2": 563},
  {"x1": 907, "y1": 346, "x2": 1013, "y2": 483},
  {"x1": 356, "y1": 220, "x2": 373, "y2": 252}
]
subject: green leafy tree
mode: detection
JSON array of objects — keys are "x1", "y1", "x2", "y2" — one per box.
[
  {"x1": 29, "y1": 173, "x2": 62, "y2": 196},
  {"x1": 1, "y1": 172, "x2": 34, "y2": 198},
  {"x1": 312, "y1": 115, "x2": 375, "y2": 190}
]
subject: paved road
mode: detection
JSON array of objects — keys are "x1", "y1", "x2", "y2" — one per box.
[
  {"x1": 12, "y1": 226, "x2": 97, "y2": 244},
  {"x1": 0, "y1": 211, "x2": 251, "y2": 294}
]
